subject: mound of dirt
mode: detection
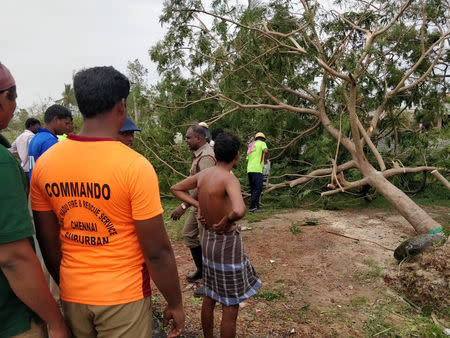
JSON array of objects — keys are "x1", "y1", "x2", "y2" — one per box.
[{"x1": 389, "y1": 239, "x2": 450, "y2": 314}]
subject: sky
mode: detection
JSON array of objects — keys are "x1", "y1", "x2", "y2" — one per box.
[{"x1": 1, "y1": 0, "x2": 166, "y2": 109}]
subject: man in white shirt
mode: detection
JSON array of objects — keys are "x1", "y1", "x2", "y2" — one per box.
[{"x1": 10, "y1": 117, "x2": 41, "y2": 181}]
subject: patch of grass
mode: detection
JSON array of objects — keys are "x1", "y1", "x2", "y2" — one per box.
[
  {"x1": 348, "y1": 296, "x2": 367, "y2": 309},
  {"x1": 244, "y1": 207, "x2": 278, "y2": 223},
  {"x1": 354, "y1": 259, "x2": 383, "y2": 285},
  {"x1": 363, "y1": 315, "x2": 393, "y2": 337},
  {"x1": 357, "y1": 259, "x2": 383, "y2": 284},
  {"x1": 275, "y1": 279, "x2": 284, "y2": 284},
  {"x1": 290, "y1": 222, "x2": 302, "y2": 235},
  {"x1": 294, "y1": 304, "x2": 311, "y2": 324},
  {"x1": 254, "y1": 289, "x2": 286, "y2": 302},
  {"x1": 369, "y1": 196, "x2": 394, "y2": 209},
  {"x1": 191, "y1": 296, "x2": 202, "y2": 306},
  {"x1": 442, "y1": 222, "x2": 450, "y2": 237},
  {"x1": 363, "y1": 259, "x2": 383, "y2": 275},
  {"x1": 363, "y1": 296, "x2": 447, "y2": 337}
]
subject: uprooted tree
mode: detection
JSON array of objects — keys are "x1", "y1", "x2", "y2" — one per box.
[{"x1": 149, "y1": 0, "x2": 449, "y2": 234}]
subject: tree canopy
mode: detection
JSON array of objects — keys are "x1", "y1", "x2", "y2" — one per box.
[{"x1": 145, "y1": 0, "x2": 449, "y2": 233}]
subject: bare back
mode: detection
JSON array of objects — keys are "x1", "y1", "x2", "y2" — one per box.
[{"x1": 197, "y1": 167, "x2": 243, "y2": 230}]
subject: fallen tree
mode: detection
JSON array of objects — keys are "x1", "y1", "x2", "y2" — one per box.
[{"x1": 150, "y1": 0, "x2": 450, "y2": 234}]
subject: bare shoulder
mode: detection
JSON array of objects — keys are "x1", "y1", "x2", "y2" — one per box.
[
  {"x1": 228, "y1": 172, "x2": 241, "y2": 186},
  {"x1": 197, "y1": 166, "x2": 214, "y2": 179}
]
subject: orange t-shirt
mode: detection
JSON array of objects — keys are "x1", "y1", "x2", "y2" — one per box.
[{"x1": 30, "y1": 134, "x2": 163, "y2": 305}]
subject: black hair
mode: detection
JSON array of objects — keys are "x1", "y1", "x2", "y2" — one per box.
[
  {"x1": 0, "y1": 85, "x2": 16, "y2": 101},
  {"x1": 213, "y1": 132, "x2": 241, "y2": 163},
  {"x1": 44, "y1": 104, "x2": 72, "y2": 124},
  {"x1": 255, "y1": 136, "x2": 266, "y2": 141},
  {"x1": 189, "y1": 124, "x2": 207, "y2": 138},
  {"x1": 25, "y1": 117, "x2": 41, "y2": 129},
  {"x1": 73, "y1": 66, "x2": 130, "y2": 118},
  {"x1": 211, "y1": 128, "x2": 224, "y2": 141}
]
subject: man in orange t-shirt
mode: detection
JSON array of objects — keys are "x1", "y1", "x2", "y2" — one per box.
[{"x1": 31, "y1": 66, "x2": 184, "y2": 337}]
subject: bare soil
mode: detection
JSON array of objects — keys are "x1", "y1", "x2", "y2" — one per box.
[{"x1": 152, "y1": 206, "x2": 450, "y2": 337}]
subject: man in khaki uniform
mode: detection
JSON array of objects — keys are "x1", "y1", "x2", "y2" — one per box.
[{"x1": 171, "y1": 124, "x2": 216, "y2": 296}]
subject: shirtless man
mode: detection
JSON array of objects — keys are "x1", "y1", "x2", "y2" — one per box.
[{"x1": 171, "y1": 132, "x2": 260, "y2": 337}]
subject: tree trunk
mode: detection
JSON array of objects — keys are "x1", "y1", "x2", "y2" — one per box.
[{"x1": 361, "y1": 163, "x2": 441, "y2": 234}]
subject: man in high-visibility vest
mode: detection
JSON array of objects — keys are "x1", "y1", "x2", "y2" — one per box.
[{"x1": 246, "y1": 132, "x2": 268, "y2": 212}]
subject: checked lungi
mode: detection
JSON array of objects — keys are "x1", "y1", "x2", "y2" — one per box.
[{"x1": 202, "y1": 226, "x2": 261, "y2": 306}]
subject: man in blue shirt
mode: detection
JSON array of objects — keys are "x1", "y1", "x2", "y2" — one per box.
[{"x1": 28, "y1": 104, "x2": 72, "y2": 179}]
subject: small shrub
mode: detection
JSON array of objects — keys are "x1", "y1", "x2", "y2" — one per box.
[{"x1": 290, "y1": 223, "x2": 302, "y2": 235}]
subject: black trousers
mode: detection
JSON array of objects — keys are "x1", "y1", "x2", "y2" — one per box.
[{"x1": 248, "y1": 172, "x2": 263, "y2": 209}]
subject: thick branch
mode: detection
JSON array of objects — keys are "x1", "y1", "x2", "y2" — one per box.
[
  {"x1": 316, "y1": 58, "x2": 351, "y2": 82},
  {"x1": 321, "y1": 177, "x2": 369, "y2": 196},
  {"x1": 288, "y1": 160, "x2": 357, "y2": 188},
  {"x1": 356, "y1": 118, "x2": 386, "y2": 171},
  {"x1": 388, "y1": 33, "x2": 449, "y2": 96},
  {"x1": 356, "y1": 0, "x2": 413, "y2": 74},
  {"x1": 278, "y1": 85, "x2": 317, "y2": 103},
  {"x1": 378, "y1": 166, "x2": 438, "y2": 178},
  {"x1": 347, "y1": 83, "x2": 365, "y2": 161},
  {"x1": 431, "y1": 170, "x2": 450, "y2": 190}
]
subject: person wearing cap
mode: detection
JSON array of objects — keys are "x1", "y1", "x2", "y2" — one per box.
[
  {"x1": 0, "y1": 63, "x2": 69, "y2": 337},
  {"x1": 117, "y1": 116, "x2": 140, "y2": 147},
  {"x1": 246, "y1": 132, "x2": 268, "y2": 212}
]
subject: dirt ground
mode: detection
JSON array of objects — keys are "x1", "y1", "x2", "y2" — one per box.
[{"x1": 152, "y1": 206, "x2": 450, "y2": 337}]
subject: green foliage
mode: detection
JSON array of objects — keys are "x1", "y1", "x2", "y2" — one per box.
[
  {"x1": 143, "y1": 0, "x2": 449, "y2": 217},
  {"x1": 254, "y1": 289, "x2": 286, "y2": 302},
  {"x1": 362, "y1": 297, "x2": 448, "y2": 337},
  {"x1": 289, "y1": 222, "x2": 302, "y2": 234}
]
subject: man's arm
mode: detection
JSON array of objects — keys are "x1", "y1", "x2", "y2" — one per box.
[
  {"x1": 263, "y1": 147, "x2": 269, "y2": 164},
  {"x1": 135, "y1": 215, "x2": 184, "y2": 337},
  {"x1": 226, "y1": 177, "x2": 247, "y2": 221},
  {"x1": 170, "y1": 175, "x2": 200, "y2": 208},
  {"x1": 9, "y1": 141, "x2": 20, "y2": 159},
  {"x1": 32, "y1": 210, "x2": 61, "y2": 284},
  {"x1": 213, "y1": 176, "x2": 246, "y2": 233},
  {"x1": 0, "y1": 239, "x2": 69, "y2": 338}
]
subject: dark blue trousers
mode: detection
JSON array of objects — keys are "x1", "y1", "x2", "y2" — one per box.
[{"x1": 248, "y1": 172, "x2": 263, "y2": 209}]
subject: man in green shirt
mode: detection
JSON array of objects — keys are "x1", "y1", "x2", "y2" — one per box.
[
  {"x1": 246, "y1": 132, "x2": 268, "y2": 212},
  {"x1": 0, "y1": 63, "x2": 69, "y2": 337}
]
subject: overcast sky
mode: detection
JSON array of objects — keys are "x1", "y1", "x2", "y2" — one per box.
[{"x1": 2, "y1": 0, "x2": 166, "y2": 109}]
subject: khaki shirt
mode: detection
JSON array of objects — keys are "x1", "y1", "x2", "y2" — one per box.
[{"x1": 190, "y1": 142, "x2": 216, "y2": 176}]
